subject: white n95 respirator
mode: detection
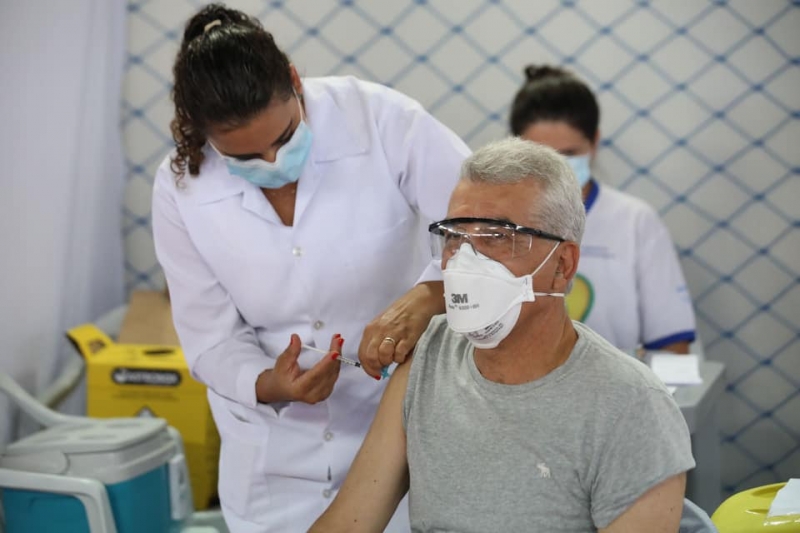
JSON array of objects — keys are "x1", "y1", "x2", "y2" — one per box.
[{"x1": 443, "y1": 243, "x2": 563, "y2": 349}]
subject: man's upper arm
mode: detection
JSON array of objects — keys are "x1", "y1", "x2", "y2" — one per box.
[
  {"x1": 600, "y1": 473, "x2": 686, "y2": 533},
  {"x1": 309, "y1": 359, "x2": 412, "y2": 533}
]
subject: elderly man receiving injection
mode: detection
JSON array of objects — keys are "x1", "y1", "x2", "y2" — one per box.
[{"x1": 310, "y1": 138, "x2": 695, "y2": 533}]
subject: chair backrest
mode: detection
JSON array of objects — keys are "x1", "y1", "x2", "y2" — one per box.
[{"x1": 680, "y1": 498, "x2": 719, "y2": 533}]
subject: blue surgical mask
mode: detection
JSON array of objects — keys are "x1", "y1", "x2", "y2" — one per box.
[
  {"x1": 566, "y1": 154, "x2": 592, "y2": 188},
  {"x1": 212, "y1": 93, "x2": 313, "y2": 189}
]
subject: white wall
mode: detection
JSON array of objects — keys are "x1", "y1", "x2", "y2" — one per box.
[{"x1": 0, "y1": 0, "x2": 125, "y2": 446}]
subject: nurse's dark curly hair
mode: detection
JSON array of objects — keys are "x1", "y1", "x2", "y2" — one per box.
[
  {"x1": 170, "y1": 3, "x2": 293, "y2": 179},
  {"x1": 509, "y1": 65, "x2": 599, "y2": 142}
]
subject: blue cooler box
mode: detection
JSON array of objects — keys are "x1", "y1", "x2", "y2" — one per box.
[{"x1": 0, "y1": 417, "x2": 192, "y2": 533}]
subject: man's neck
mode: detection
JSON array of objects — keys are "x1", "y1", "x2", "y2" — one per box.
[{"x1": 473, "y1": 307, "x2": 578, "y2": 385}]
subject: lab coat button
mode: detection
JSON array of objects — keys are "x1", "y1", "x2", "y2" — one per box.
[
  {"x1": 292, "y1": 246, "x2": 303, "y2": 257},
  {"x1": 324, "y1": 431, "x2": 334, "y2": 441},
  {"x1": 323, "y1": 489, "x2": 332, "y2": 498}
]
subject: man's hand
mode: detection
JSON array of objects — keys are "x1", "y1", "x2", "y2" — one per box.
[
  {"x1": 256, "y1": 333, "x2": 342, "y2": 404},
  {"x1": 358, "y1": 281, "x2": 444, "y2": 379}
]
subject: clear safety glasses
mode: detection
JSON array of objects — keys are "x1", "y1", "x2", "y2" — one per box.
[{"x1": 428, "y1": 217, "x2": 565, "y2": 261}]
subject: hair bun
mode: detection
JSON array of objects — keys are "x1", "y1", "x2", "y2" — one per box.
[
  {"x1": 523, "y1": 64, "x2": 569, "y2": 82},
  {"x1": 182, "y1": 3, "x2": 258, "y2": 44}
]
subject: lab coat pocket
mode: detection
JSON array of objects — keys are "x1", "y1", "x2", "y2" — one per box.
[
  {"x1": 338, "y1": 216, "x2": 421, "y2": 316},
  {"x1": 216, "y1": 402, "x2": 272, "y2": 519}
]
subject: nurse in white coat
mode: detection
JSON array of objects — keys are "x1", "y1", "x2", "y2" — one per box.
[
  {"x1": 152, "y1": 5, "x2": 470, "y2": 532},
  {"x1": 510, "y1": 65, "x2": 696, "y2": 354}
]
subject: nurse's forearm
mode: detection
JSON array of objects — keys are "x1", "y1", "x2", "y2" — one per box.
[{"x1": 414, "y1": 280, "x2": 445, "y2": 316}]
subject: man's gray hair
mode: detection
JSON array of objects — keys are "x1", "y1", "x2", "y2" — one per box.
[{"x1": 461, "y1": 137, "x2": 586, "y2": 244}]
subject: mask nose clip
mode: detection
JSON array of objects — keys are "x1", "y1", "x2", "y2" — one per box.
[
  {"x1": 446, "y1": 240, "x2": 482, "y2": 266},
  {"x1": 456, "y1": 240, "x2": 477, "y2": 256}
]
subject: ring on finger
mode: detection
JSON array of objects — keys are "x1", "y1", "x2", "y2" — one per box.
[{"x1": 381, "y1": 336, "x2": 397, "y2": 346}]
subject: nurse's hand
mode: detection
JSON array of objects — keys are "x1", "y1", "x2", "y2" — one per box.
[
  {"x1": 358, "y1": 281, "x2": 445, "y2": 379},
  {"x1": 256, "y1": 333, "x2": 342, "y2": 405}
]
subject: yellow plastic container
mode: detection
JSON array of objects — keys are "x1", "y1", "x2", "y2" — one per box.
[
  {"x1": 67, "y1": 324, "x2": 220, "y2": 511},
  {"x1": 712, "y1": 482, "x2": 800, "y2": 532}
]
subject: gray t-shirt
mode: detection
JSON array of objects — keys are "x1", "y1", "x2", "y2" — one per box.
[{"x1": 403, "y1": 316, "x2": 695, "y2": 532}]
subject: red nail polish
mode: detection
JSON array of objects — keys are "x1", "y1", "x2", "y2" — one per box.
[
  {"x1": 333, "y1": 333, "x2": 341, "y2": 339},
  {"x1": 373, "y1": 375, "x2": 381, "y2": 381},
  {"x1": 330, "y1": 352, "x2": 339, "y2": 361},
  {"x1": 338, "y1": 337, "x2": 344, "y2": 347}
]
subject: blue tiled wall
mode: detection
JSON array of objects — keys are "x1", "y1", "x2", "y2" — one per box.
[{"x1": 123, "y1": 0, "x2": 800, "y2": 497}]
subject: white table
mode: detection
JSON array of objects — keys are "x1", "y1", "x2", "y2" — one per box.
[{"x1": 673, "y1": 361, "x2": 726, "y2": 514}]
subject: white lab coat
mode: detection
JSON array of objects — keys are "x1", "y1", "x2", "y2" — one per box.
[{"x1": 152, "y1": 76, "x2": 470, "y2": 532}]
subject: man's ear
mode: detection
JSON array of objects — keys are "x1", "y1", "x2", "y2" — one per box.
[{"x1": 553, "y1": 242, "x2": 580, "y2": 292}]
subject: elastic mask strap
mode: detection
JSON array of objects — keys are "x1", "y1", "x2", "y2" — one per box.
[
  {"x1": 530, "y1": 242, "x2": 565, "y2": 298},
  {"x1": 294, "y1": 89, "x2": 306, "y2": 122},
  {"x1": 208, "y1": 140, "x2": 224, "y2": 158},
  {"x1": 531, "y1": 242, "x2": 560, "y2": 277}
]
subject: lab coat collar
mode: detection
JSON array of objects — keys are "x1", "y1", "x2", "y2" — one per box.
[
  {"x1": 302, "y1": 77, "x2": 370, "y2": 163},
  {"x1": 186, "y1": 147, "x2": 246, "y2": 205}
]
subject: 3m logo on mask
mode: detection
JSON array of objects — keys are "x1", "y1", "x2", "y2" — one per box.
[{"x1": 451, "y1": 293, "x2": 469, "y2": 305}]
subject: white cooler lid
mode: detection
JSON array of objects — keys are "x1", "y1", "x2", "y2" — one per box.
[{"x1": 0, "y1": 418, "x2": 176, "y2": 484}]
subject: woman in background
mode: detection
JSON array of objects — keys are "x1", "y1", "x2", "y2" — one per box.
[
  {"x1": 152, "y1": 4, "x2": 469, "y2": 532},
  {"x1": 511, "y1": 65, "x2": 696, "y2": 355}
]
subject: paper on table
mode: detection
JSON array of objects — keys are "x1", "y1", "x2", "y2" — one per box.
[
  {"x1": 650, "y1": 354, "x2": 703, "y2": 385},
  {"x1": 768, "y1": 478, "x2": 800, "y2": 518}
]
